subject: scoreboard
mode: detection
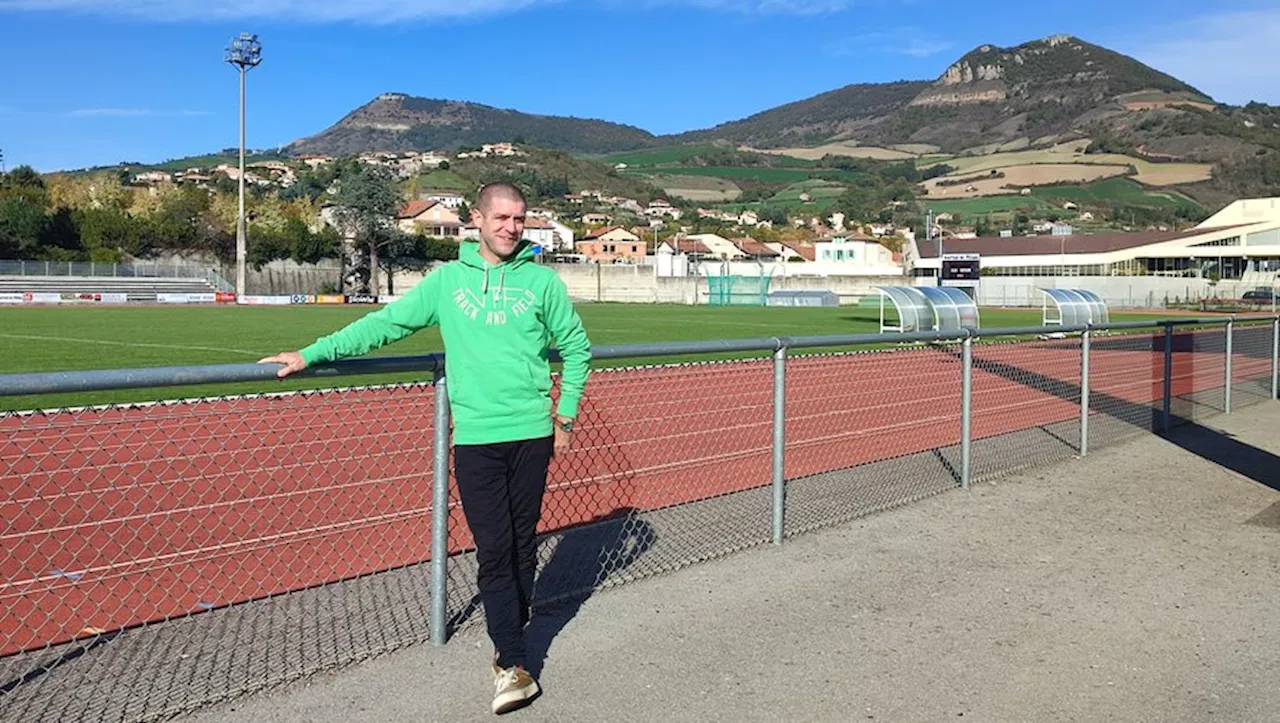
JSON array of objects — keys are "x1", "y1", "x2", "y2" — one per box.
[{"x1": 940, "y1": 253, "x2": 981, "y2": 288}]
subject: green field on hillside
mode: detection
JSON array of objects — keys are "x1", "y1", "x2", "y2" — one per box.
[
  {"x1": 599, "y1": 144, "x2": 728, "y2": 166},
  {"x1": 770, "y1": 180, "x2": 847, "y2": 203},
  {"x1": 923, "y1": 196, "x2": 1053, "y2": 219},
  {"x1": 633, "y1": 166, "x2": 861, "y2": 184},
  {"x1": 1031, "y1": 178, "x2": 1202, "y2": 210},
  {"x1": 923, "y1": 177, "x2": 1205, "y2": 223},
  {"x1": 409, "y1": 169, "x2": 472, "y2": 191},
  {"x1": 0, "y1": 304, "x2": 1151, "y2": 411}
]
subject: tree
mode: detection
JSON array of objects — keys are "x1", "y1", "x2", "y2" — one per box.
[
  {"x1": 3, "y1": 165, "x2": 45, "y2": 190},
  {"x1": 0, "y1": 196, "x2": 47, "y2": 258},
  {"x1": 334, "y1": 164, "x2": 402, "y2": 294}
]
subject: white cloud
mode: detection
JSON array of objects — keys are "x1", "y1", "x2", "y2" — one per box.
[
  {"x1": 68, "y1": 108, "x2": 211, "y2": 118},
  {"x1": 0, "y1": 0, "x2": 550, "y2": 22},
  {"x1": 826, "y1": 28, "x2": 952, "y2": 58},
  {"x1": 1116, "y1": 9, "x2": 1280, "y2": 105}
]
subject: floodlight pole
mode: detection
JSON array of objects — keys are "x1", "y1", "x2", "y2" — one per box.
[{"x1": 226, "y1": 33, "x2": 262, "y2": 300}]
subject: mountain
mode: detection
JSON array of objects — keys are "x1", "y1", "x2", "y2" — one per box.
[
  {"x1": 282, "y1": 36, "x2": 1280, "y2": 203},
  {"x1": 665, "y1": 80, "x2": 930, "y2": 148},
  {"x1": 681, "y1": 35, "x2": 1215, "y2": 153},
  {"x1": 287, "y1": 93, "x2": 658, "y2": 157}
]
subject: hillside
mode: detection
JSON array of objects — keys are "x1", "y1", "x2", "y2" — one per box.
[
  {"x1": 288, "y1": 93, "x2": 658, "y2": 157},
  {"x1": 666, "y1": 81, "x2": 930, "y2": 148}
]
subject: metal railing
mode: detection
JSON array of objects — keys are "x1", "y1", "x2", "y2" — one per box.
[
  {"x1": 1, "y1": 316, "x2": 1277, "y2": 723},
  {"x1": 0, "y1": 261, "x2": 234, "y2": 292}
]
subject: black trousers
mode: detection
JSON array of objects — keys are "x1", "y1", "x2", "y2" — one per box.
[{"x1": 454, "y1": 435, "x2": 553, "y2": 670}]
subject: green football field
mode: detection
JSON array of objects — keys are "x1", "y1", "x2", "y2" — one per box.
[{"x1": 0, "y1": 303, "x2": 1155, "y2": 411}]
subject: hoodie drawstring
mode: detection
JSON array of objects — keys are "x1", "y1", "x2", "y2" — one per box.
[
  {"x1": 498, "y1": 266, "x2": 506, "y2": 302},
  {"x1": 482, "y1": 266, "x2": 489, "y2": 295}
]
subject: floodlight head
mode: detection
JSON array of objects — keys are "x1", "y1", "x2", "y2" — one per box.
[{"x1": 225, "y1": 32, "x2": 263, "y2": 69}]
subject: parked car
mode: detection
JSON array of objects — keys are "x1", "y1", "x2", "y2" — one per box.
[{"x1": 1241, "y1": 289, "x2": 1276, "y2": 304}]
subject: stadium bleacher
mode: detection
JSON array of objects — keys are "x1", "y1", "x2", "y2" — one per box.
[{"x1": 0, "y1": 276, "x2": 220, "y2": 302}]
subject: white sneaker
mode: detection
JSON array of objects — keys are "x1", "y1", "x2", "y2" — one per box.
[{"x1": 492, "y1": 665, "x2": 539, "y2": 714}]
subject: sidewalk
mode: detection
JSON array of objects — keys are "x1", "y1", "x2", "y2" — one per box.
[{"x1": 188, "y1": 403, "x2": 1280, "y2": 723}]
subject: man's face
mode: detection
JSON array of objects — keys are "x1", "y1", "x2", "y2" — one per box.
[{"x1": 472, "y1": 196, "x2": 526, "y2": 260}]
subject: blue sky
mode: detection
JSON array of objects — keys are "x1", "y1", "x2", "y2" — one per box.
[{"x1": 2, "y1": 0, "x2": 1278, "y2": 172}]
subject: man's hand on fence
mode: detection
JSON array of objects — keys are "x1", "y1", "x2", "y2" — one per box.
[{"x1": 258, "y1": 351, "x2": 307, "y2": 378}]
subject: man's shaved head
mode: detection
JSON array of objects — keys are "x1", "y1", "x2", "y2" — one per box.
[{"x1": 476, "y1": 182, "x2": 527, "y2": 213}]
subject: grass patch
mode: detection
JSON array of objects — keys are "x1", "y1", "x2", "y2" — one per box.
[
  {"x1": 1031, "y1": 178, "x2": 1202, "y2": 210},
  {"x1": 598, "y1": 144, "x2": 728, "y2": 167},
  {"x1": 408, "y1": 169, "x2": 472, "y2": 192},
  {"x1": 0, "y1": 304, "x2": 1156, "y2": 411}
]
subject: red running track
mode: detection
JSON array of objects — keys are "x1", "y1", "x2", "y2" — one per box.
[{"x1": 1, "y1": 330, "x2": 1271, "y2": 656}]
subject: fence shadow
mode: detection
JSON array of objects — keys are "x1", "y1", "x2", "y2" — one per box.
[{"x1": 966, "y1": 340, "x2": 1280, "y2": 492}]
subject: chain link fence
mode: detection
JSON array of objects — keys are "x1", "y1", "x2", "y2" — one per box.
[{"x1": 1, "y1": 317, "x2": 1277, "y2": 722}]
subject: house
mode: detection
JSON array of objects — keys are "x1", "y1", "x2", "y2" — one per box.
[
  {"x1": 657, "y1": 238, "x2": 713, "y2": 260},
  {"x1": 738, "y1": 211, "x2": 759, "y2": 227},
  {"x1": 396, "y1": 200, "x2": 463, "y2": 237},
  {"x1": 521, "y1": 216, "x2": 557, "y2": 250},
  {"x1": 420, "y1": 190, "x2": 466, "y2": 210},
  {"x1": 644, "y1": 198, "x2": 682, "y2": 220},
  {"x1": 733, "y1": 237, "x2": 781, "y2": 259},
  {"x1": 576, "y1": 226, "x2": 645, "y2": 263},
  {"x1": 684, "y1": 233, "x2": 746, "y2": 260},
  {"x1": 828, "y1": 212, "x2": 846, "y2": 233},
  {"x1": 581, "y1": 213, "x2": 611, "y2": 226},
  {"x1": 813, "y1": 235, "x2": 899, "y2": 270},
  {"x1": 544, "y1": 216, "x2": 576, "y2": 252},
  {"x1": 296, "y1": 154, "x2": 333, "y2": 169},
  {"x1": 1080, "y1": 211, "x2": 1095, "y2": 222},
  {"x1": 771, "y1": 239, "x2": 817, "y2": 262},
  {"x1": 133, "y1": 171, "x2": 172, "y2": 186}
]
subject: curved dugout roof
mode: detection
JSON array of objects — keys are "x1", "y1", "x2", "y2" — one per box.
[
  {"x1": 878, "y1": 286, "x2": 980, "y2": 333},
  {"x1": 1041, "y1": 288, "x2": 1110, "y2": 326}
]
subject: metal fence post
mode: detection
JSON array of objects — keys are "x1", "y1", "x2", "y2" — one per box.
[
  {"x1": 1224, "y1": 319, "x2": 1234, "y2": 414},
  {"x1": 1162, "y1": 323, "x2": 1174, "y2": 432},
  {"x1": 771, "y1": 345, "x2": 787, "y2": 546},
  {"x1": 428, "y1": 370, "x2": 451, "y2": 647},
  {"x1": 1272, "y1": 317, "x2": 1279, "y2": 401},
  {"x1": 960, "y1": 332, "x2": 973, "y2": 489},
  {"x1": 1080, "y1": 326, "x2": 1091, "y2": 456}
]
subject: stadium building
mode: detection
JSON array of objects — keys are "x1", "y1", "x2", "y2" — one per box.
[{"x1": 906, "y1": 197, "x2": 1280, "y2": 285}]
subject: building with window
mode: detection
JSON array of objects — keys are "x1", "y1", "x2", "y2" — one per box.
[{"x1": 906, "y1": 198, "x2": 1280, "y2": 283}]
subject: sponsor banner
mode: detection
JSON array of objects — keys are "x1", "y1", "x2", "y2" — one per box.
[
  {"x1": 0, "y1": 293, "x2": 24, "y2": 304},
  {"x1": 26, "y1": 293, "x2": 62, "y2": 304},
  {"x1": 239, "y1": 295, "x2": 294, "y2": 306},
  {"x1": 289, "y1": 294, "x2": 316, "y2": 305},
  {"x1": 344, "y1": 294, "x2": 379, "y2": 304},
  {"x1": 158, "y1": 293, "x2": 214, "y2": 304},
  {"x1": 215, "y1": 291, "x2": 237, "y2": 303},
  {"x1": 377, "y1": 295, "x2": 401, "y2": 304},
  {"x1": 315, "y1": 294, "x2": 345, "y2": 305},
  {"x1": 97, "y1": 293, "x2": 129, "y2": 304}
]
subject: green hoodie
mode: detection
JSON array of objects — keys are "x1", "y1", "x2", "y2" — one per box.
[{"x1": 299, "y1": 240, "x2": 591, "y2": 445}]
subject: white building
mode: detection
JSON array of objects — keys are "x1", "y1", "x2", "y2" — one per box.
[
  {"x1": 684, "y1": 233, "x2": 747, "y2": 260},
  {"x1": 906, "y1": 197, "x2": 1280, "y2": 282}
]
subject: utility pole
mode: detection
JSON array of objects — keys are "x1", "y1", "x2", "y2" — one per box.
[{"x1": 225, "y1": 32, "x2": 262, "y2": 300}]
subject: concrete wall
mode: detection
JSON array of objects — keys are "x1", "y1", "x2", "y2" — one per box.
[
  {"x1": 549, "y1": 263, "x2": 904, "y2": 305},
  {"x1": 149, "y1": 253, "x2": 343, "y2": 295},
  {"x1": 974, "y1": 276, "x2": 1277, "y2": 308}
]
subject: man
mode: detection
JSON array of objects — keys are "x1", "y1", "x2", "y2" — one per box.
[{"x1": 260, "y1": 182, "x2": 591, "y2": 715}]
